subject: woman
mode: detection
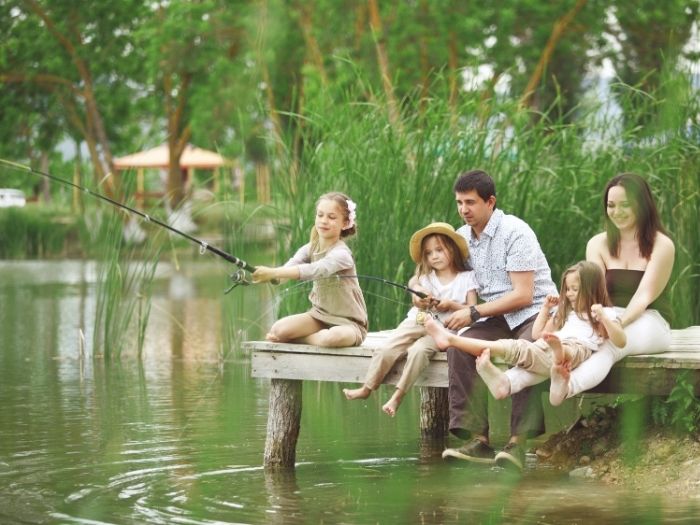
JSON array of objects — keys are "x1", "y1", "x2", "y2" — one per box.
[{"x1": 507, "y1": 173, "x2": 675, "y2": 404}]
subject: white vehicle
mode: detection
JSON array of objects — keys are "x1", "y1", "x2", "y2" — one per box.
[{"x1": 0, "y1": 189, "x2": 27, "y2": 208}]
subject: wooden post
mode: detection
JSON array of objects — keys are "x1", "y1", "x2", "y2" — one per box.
[
  {"x1": 264, "y1": 379, "x2": 302, "y2": 469},
  {"x1": 419, "y1": 386, "x2": 449, "y2": 441}
]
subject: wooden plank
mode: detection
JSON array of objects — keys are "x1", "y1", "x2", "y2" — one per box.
[
  {"x1": 251, "y1": 351, "x2": 448, "y2": 387},
  {"x1": 244, "y1": 326, "x2": 700, "y2": 394}
]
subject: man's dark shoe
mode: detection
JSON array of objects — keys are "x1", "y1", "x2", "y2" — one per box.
[
  {"x1": 495, "y1": 442, "x2": 525, "y2": 471},
  {"x1": 442, "y1": 438, "x2": 495, "y2": 464}
]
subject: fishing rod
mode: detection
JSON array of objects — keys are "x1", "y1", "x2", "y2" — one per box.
[
  {"x1": 0, "y1": 159, "x2": 427, "y2": 299},
  {"x1": 347, "y1": 274, "x2": 427, "y2": 299},
  {"x1": 0, "y1": 158, "x2": 257, "y2": 293}
]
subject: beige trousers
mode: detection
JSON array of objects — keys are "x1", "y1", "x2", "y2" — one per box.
[
  {"x1": 498, "y1": 337, "x2": 593, "y2": 376},
  {"x1": 364, "y1": 317, "x2": 438, "y2": 392}
]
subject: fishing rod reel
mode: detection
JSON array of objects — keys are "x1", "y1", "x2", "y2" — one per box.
[{"x1": 224, "y1": 269, "x2": 253, "y2": 294}]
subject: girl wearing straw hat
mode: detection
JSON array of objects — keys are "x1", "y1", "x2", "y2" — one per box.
[{"x1": 344, "y1": 222, "x2": 478, "y2": 417}]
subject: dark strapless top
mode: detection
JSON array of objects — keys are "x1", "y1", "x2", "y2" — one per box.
[{"x1": 605, "y1": 269, "x2": 671, "y2": 322}]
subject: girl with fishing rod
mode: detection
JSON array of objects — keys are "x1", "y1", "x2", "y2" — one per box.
[
  {"x1": 344, "y1": 223, "x2": 478, "y2": 417},
  {"x1": 252, "y1": 192, "x2": 368, "y2": 347}
]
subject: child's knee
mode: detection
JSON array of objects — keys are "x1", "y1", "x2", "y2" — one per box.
[
  {"x1": 316, "y1": 328, "x2": 356, "y2": 348},
  {"x1": 268, "y1": 321, "x2": 292, "y2": 342}
]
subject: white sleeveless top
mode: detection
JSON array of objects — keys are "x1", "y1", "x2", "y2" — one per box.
[
  {"x1": 555, "y1": 307, "x2": 617, "y2": 350},
  {"x1": 406, "y1": 270, "x2": 478, "y2": 324}
]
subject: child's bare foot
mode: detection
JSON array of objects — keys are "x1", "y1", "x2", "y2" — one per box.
[
  {"x1": 343, "y1": 386, "x2": 371, "y2": 400},
  {"x1": 265, "y1": 332, "x2": 280, "y2": 342},
  {"x1": 424, "y1": 318, "x2": 451, "y2": 350},
  {"x1": 549, "y1": 362, "x2": 571, "y2": 406},
  {"x1": 382, "y1": 389, "x2": 404, "y2": 417},
  {"x1": 382, "y1": 399, "x2": 399, "y2": 417},
  {"x1": 543, "y1": 332, "x2": 568, "y2": 364},
  {"x1": 475, "y1": 349, "x2": 510, "y2": 400}
]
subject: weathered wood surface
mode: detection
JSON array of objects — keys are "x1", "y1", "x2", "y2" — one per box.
[
  {"x1": 244, "y1": 326, "x2": 700, "y2": 395},
  {"x1": 246, "y1": 327, "x2": 700, "y2": 467}
]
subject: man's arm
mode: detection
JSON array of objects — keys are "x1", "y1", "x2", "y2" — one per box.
[{"x1": 443, "y1": 271, "x2": 534, "y2": 330}]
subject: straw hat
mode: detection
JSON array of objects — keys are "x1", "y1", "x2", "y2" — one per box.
[{"x1": 409, "y1": 222, "x2": 468, "y2": 263}]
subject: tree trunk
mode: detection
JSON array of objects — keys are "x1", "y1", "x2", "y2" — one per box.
[
  {"x1": 24, "y1": 0, "x2": 116, "y2": 182},
  {"x1": 297, "y1": 1, "x2": 328, "y2": 86},
  {"x1": 164, "y1": 71, "x2": 192, "y2": 208},
  {"x1": 264, "y1": 379, "x2": 302, "y2": 469},
  {"x1": 519, "y1": 0, "x2": 588, "y2": 110},
  {"x1": 367, "y1": 0, "x2": 401, "y2": 132},
  {"x1": 447, "y1": 30, "x2": 460, "y2": 125}
]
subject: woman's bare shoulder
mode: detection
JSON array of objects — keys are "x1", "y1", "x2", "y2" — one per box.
[
  {"x1": 586, "y1": 232, "x2": 608, "y2": 249},
  {"x1": 653, "y1": 232, "x2": 675, "y2": 254}
]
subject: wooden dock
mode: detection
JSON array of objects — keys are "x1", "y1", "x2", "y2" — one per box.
[{"x1": 244, "y1": 326, "x2": 700, "y2": 469}]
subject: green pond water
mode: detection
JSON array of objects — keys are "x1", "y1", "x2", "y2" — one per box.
[{"x1": 1, "y1": 259, "x2": 698, "y2": 524}]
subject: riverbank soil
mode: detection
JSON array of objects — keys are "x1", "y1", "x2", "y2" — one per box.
[{"x1": 536, "y1": 401, "x2": 700, "y2": 497}]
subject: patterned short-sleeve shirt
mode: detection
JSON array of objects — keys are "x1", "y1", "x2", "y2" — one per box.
[{"x1": 457, "y1": 209, "x2": 557, "y2": 329}]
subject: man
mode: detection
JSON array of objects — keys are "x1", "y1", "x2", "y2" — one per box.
[{"x1": 441, "y1": 169, "x2": 557, "y2": 470}]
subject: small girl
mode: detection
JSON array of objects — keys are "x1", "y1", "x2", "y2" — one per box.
[
  {"x1": 425, "y1": 261, "x2": 627, "y2": 405},
  {"x1": 252, "y1": 192, "x2": 368, "y2": 347},
  {"x1": 343, "y1": 222, "x2": 478, "y2": 416}
]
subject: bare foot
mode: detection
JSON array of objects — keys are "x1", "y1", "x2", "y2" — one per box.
[
  {"x1": 382, "y1": 390, "x2": 404, "y2": 417},
  {"x1": 549, "y1": 362, "x2": 571, "y2": 406},
  {"x1": 343, "y1": 386, "x2": 371, "y2": 400},
  {"x1": 543, "y1": 332, "x2": 568, "y2": 365},
  {"x1": 382, "y1": 399, "x2": 399, "y2": 417},
  {"x1": 265, "y1": 332, "x2": 280, "y2": 342},
  {"x1": 475, "y1": 349, "x2": 511, "y2": 400},
  {"x1": 424, "y1": 318, "x2": 452, "y2": 350}
]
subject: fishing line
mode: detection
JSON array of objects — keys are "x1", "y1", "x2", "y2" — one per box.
[{"x1": 0, "y1": 158, "x2": 258, "y2": 291}]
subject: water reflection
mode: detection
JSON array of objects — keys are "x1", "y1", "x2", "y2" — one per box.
[{"x1": 0, "y1": 260, "x2": 699, "y2": 524}]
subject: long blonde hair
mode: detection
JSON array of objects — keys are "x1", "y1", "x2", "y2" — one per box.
[
  {"x1": 552, "y1": 261, "x2": 611, "y2": 335},
  {"x1": 309, "y1": 192, "x2": 356, "y2": 251},
  {"x1": 414, "y1": 233, "x2": 469, "y2": 277}
]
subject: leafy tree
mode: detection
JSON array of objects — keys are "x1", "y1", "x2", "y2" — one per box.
[
  {"x1": 135, "y1": 0, "x2": 249, "y2": 206},
  {"x1": 0, "y1": 0, "x2": 148, "y2": 192}
]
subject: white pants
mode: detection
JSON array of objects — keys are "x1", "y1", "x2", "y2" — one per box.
[{"x1": 505, "y1": 308, "x2": 671, "y2": 398}]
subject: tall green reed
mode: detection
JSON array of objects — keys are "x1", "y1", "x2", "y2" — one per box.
[
  {"x1": 86, "y1": 189, "x2": 161, "y2": 360},
  {"x1": 268, "y1": 71, "x2": 699, "y2": 330}
]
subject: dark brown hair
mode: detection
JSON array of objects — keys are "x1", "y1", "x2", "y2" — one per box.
[
  {"x1": 604, "y1": 173, "x2": 666, "y2": 259},
  {"x1": 453, "y1": 169, "x2": 497, "y2": 207}
]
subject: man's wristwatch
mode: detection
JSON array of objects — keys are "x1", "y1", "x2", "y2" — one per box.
[{"x1": 470, "y1": 305, "x2": 481, "y2": 323}]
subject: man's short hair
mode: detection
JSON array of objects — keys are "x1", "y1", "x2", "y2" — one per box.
[{"x1": 453, "y1": 169, "x2": 496, "y2": 202}]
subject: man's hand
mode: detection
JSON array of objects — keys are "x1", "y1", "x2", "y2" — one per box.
[{"x1": 443, "y1": 308, "x2": 472, "y2": 331}]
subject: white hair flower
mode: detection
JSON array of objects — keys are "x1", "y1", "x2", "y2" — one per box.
[{"x1": 345, "y1": 199, "x2": 357, "y2": 228}]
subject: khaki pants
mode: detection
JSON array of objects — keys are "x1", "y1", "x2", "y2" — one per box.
[
  {"x1": 364, "y1": 317, "x2": 437, "y2": 392},
  {"x1": 498, "y1": 337, "x2": 592, "y2": 376}
]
